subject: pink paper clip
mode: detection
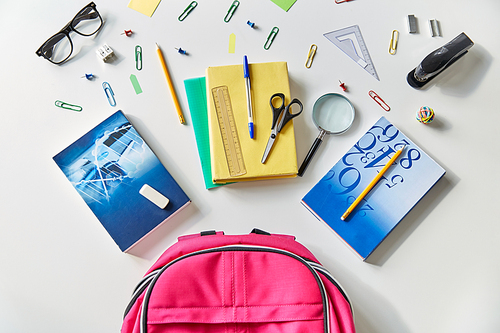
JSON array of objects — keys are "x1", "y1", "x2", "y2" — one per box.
[
  {"x1": 368, "y1": 90, "x2": 390, "y2": 111},
  {"x1": 335, "y1": 0, "x2": 352, "y2": 3}
]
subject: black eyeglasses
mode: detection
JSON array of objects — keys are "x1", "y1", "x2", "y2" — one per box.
[{"x1": 36, "y1": 2, "x2": 103, "y2": 65}]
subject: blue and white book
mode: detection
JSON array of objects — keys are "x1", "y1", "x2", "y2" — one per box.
[
  {"x1": 53, "y1": 111, "x2": 190, "y2": 252},
  {"x1": 302, "y1": 116, "x2": 445, "y2": 260}
]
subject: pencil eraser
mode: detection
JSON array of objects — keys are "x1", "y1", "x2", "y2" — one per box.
[{"x1": 139, "y1": 184, "x2": 169, "y2": 209}]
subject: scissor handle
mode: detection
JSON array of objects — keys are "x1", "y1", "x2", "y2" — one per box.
[
  {"x1": 269, "y1": 93, "x2": 285, "y2": 130},
  {"x1": 277, "y1": 98, "x2": 303, "y2": 132}
]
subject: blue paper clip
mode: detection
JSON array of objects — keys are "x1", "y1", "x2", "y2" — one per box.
[
  {"x1": 224, "y1": 0, "x2": 239, "y2": 23},
  {"x1": 102, "y1": 82, "x2": 116, "y2": 107},
  {"x1": 264, "y1": 27, "x2": 279, "y2": 50},
  {"x1": 178, "y1": 1, "x2": 197, "y2": 21},
  {"x1": 135, "y1": 45, "x2": 142, "y2": 71}
]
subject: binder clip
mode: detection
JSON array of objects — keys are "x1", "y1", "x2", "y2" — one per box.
[
  {"x1": 120, "y1": 29, "x2": 133, "y2": 37},
  {"x1": 81, "y1": 73, "x2": 95, "y2": 80},
  {"x1": 96, "y1": 44, "x2": 114, "y2": 62},
  {"x1": 175, "y1": 47, "x2": 188, "y2": 55}
]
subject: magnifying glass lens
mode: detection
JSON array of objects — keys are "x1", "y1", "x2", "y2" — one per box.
[{"x1": 313, "y1": 95, "x2": 354, "y2": 133}]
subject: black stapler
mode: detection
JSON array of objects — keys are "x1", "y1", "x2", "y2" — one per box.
[{"x1": 407, "y1": 32, "x2": 474, "y2": 89}]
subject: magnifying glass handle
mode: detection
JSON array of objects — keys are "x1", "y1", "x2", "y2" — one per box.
[{"x1": 298, "y1": 137, "x2": 323, "y2": 177}]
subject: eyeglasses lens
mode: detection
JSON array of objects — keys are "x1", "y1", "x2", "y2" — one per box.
[
  {"x1": 41, "y1": 33, "x2": 72, "y2": 64},
  {"x1": 72, "y1": 6, "x2": 102, "y2": 36}
]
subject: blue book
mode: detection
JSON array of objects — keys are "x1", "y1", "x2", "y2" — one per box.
[
  {"x1": 301, "y1": 116, "x2": 445, "y2": 260},
  {"x1": 53, "y1": 111, "x2": 190, "y2": 252}
]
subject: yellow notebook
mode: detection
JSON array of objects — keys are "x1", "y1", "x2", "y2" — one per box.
[{"x1": 206, "y1": 61, "x2": 298, "y2": 184}]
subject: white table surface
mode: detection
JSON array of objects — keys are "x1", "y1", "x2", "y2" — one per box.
[{"x1": 1, "y1": 0, "x2": 499, "y2": 332}]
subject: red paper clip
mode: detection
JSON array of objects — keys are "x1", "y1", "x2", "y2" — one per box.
[
  {"x1": 368, "y1": 90, "x2": 390, "y2": 111},
  {"x1": 335, "y1": 0, "x2": 352, "y2": 3},
  {"x1": 121, "y1": 29, "x2": 133, "y2": 37}
]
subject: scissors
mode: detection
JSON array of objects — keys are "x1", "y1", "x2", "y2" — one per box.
[{"x1": 261, "y1": 93, "x2": 303, "y2": 163}]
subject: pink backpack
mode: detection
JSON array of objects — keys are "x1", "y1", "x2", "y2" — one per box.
[{"x1": 122, "y1": 229, "x2": 356, "y2": 333}]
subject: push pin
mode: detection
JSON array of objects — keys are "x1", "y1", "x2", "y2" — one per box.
[
  {"x1": 175, "y1": 47, "x2": 188, "y2": 55},
  {"x1": 120, "y1": 29, "x2": 133, "y2": 37},
  {"x1": 247, "y1": 21, "x2": 256, "y2": 28},
  {"x1": 339, "y1": 80, "x2": 347, "y2": 92},
  {"x1": 81, "y1": 73, "x2": 95, "y2": 80}
]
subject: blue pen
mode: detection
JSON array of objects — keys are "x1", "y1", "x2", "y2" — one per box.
[{"x1": 243, "y1": 55, "x2": 254, "y2": 139}]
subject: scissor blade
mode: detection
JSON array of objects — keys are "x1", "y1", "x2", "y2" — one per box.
[{"x1": 261, "y1": 132, "x2": 277, "y2": 164}]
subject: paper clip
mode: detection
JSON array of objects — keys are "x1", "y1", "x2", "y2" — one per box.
[
  {"x1": 389, "y1": 30, "x2": 399, "y2": 55},
  {"x1": 55, "y1": 100, "x2": 82, "y2": 112},
  {"x1": 264, "y1": 27, "x2": 279, "y2": 50},
  {"x1": 178, "y1": 1, "x2": 197, "y2": 21},
  {"x1": 121, "y1": 29, "x2": 133, "y2": 37},
  {"x1": 103, "y1": 82, "x2": 116, "y2": 107},
  {"x1": 224, "y1": 0, "x2": 239, "y2": 23},
  {"x1": 335, "y1": 0, "x2": 352, "y2": 3},
  {"x1": 135, "y1": 45, "x2": 142, "y2": 71},
  {"x1": 305, "y1": 44, "x2": 317, "y2": 68},
  {"x1": 368, "y1": 90, "x2": 390, "y2": 111}
]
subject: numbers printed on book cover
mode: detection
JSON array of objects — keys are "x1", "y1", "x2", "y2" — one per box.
[{"x1": 323, "y1": 122, "x2": 422, "y2": 219}]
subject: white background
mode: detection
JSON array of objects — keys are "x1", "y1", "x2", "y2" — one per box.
[{"x1": 1, "y1": 0, "x2": 499, "y2": 332}]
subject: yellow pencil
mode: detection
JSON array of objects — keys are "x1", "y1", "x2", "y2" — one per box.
[
  {"x1": 156, "y1": 43, "x2": 186, "y2": 124},
  {"x1": 341, "y1": 145, "x2": 406, "y2": 221}
]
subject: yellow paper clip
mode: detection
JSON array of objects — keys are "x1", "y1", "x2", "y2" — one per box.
[
  {"x1": 103, "y1": 82, "x2": 116, "y2": 107},
  {"x1": 224, "y1": 0, "x2": 239, "y2": 23},
  {"x1": 54, "y1": 100, "x2": 82, "y2": 112},
  {"x1": 264, "y1": 27, "x2": 279, "y2": 50},
  {"x1": 178, "y1": 1, "x2": 197, "y2": 21},
  {"x1": 389, "y1": 30, "x2": 399, "y2": 55},
  {"x1": 305, "y1": 44, "x2": 317, "y2": 68},
  {"x1": 135, "y1": 45, "x2": 142, "y2": 71}
]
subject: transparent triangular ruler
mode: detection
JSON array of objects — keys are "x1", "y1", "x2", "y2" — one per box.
[{"x1": 324, "y1": 25, "x2": 379, "y2": 81}]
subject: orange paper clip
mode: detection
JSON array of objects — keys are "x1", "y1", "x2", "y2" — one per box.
[{"x1": 368, "y1": 90, "x2": 390, "y2": 111}]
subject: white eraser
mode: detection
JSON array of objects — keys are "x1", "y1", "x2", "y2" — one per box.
[{"x1": 139, "y1": 184, "x2": 169, "y2": 209}]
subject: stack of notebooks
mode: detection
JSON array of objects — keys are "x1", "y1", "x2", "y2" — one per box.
[{"x1": 184, "y1": 61, "x2": 299, "y2": 188}]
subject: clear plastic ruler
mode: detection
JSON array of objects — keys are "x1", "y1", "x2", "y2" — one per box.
[
  {"x1": 324, "y1": 25, "x2": 380, "y2": 81},
  {"x1": 211, "y1": 86, "x2": 246, "y2": 177}
]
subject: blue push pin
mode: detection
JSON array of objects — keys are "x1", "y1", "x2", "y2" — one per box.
[
  {"x1": 81, "y1": 73, "x2": 95, "y2": 80},
  {"x1": 247, "y1": 20, "x2": 256, "y2": 28},
  {"x1": 175, "y1": 47, "x2": 187, "y2": 55}
]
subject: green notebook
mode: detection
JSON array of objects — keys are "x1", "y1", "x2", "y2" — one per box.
[{"x1": 184, "y1": 77, "x2": 225, "y2": 189}]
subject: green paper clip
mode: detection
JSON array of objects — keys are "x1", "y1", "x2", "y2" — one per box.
[
  {"x1": 179, "y1": 1, "x2": 197, "y2": 21},
  {"x1": 264, "y1": 27, "x2": 279, "y2": 50},
  {"x1": 135, "y1": 45, "x2": 142, "y2": 71},
  {"x1": 224, "y1": 0, "x2": 239, "y2": 23},
  {"x1": 55, "y1": 100, "x2": 82, "y2": 112}
]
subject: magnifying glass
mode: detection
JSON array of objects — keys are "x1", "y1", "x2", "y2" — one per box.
[{"x1": 298, "y1": 93, "x2": 355, "y2": 177}]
